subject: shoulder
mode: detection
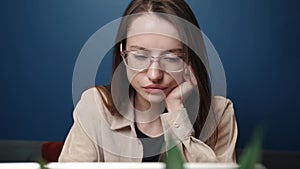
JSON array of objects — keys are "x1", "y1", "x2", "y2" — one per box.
[
  {"x1": 74, "y1": 86, "x2": 114, "y2": 122},
  {"x1": 80, "y1": 86, "x2": 110, "y2": 100},
  {"x1": 78, "y1": 86, "x2": 111, "y2": 107},
  {"x1": 212, "y1": 96, "x2": 233, "y2": 113},
  {"x1": 211, "y1": 96, "x2": 235, "y2": 123},
  {"x1": 77, "y1": 87, "x2": 103, "y2": 109},
  {"x1": 80, "y1": 87, "x2": 100, "y2": 98}
]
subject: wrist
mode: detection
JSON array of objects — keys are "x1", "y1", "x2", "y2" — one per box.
[{"x1": 166, "y1": 100, "x2": 184, "y2": 112}]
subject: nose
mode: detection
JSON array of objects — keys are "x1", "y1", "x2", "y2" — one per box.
[{"x1": 147, "y1": 62, "x2": 163, "y2": 82}]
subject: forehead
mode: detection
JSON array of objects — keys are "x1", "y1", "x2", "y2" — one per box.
[
  {"x1": 126, "y1": 34, "x2": 182, "y2": 51},
  {"x1": 126, "y1": 14, "x2": 182, "y2": 50},
  {"x1": 127, "y1": 14, "x2": 181, "y2": 41}
]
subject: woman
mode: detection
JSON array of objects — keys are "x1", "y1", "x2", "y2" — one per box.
[{"x1": 59, "y1": 0, "x2": 237, "y2": 162}]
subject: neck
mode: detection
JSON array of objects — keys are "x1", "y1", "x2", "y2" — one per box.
[
  {"x1": 134, "y1": 93, "x2": 165, "y2": 123},
  {"x1": 134, "y1": 92, "x2": 164, "y2": 137}
]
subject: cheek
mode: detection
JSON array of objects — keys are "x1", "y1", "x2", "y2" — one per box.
[
  {"x1": 126, "y1": 69, "x2": 135, "y2": 84},
  {"x1": 168, "y1": 72, "x2": 184, "y2": 85},
  {"x1": 126, "y1": 69, "x2": 142, "y2": 87}
]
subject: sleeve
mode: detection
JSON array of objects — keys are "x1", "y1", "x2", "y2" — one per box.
[
  {"x1": 58, "y1": 89, "x2": 103, "y2": 162},
  {"x1": 160, "y1": 97, "x2": 238, "y2": 163}
]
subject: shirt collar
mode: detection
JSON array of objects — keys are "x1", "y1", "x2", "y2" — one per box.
[{"x1": 110, "y1": 95, "x2": 135, "y2": 130}]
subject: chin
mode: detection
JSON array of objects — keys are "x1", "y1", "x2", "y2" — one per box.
[{"x1": 145, "y1": 93, "x2": 166, "y2": 103}]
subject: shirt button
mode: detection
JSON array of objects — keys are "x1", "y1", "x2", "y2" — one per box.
[{"x1": 174, "y1": 122, "x2": 180, "y2": 128}]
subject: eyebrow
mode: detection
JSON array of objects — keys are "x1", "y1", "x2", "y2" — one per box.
[
  {"x1": 129, "y1": 45, "x2": 184, "y2": 53},
  {"x1": 129, "y1": 45, "x2": 148, "y2": 51}
]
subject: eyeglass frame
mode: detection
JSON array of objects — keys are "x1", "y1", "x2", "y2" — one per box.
[{"x1": 120, "y1": 44, "x2": 189, "y2": 73}]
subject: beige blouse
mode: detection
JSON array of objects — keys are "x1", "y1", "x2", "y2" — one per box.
[{"x1": 59, "y1": 87, "x2": 238, "y2": 162}]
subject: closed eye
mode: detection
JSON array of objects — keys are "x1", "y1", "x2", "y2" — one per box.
[
  {"x1": 132, "y1": 54, "x2": 148, "y2": 61},
  {"x1": 162, "y1": 56, "x2": 181, "y2": 63}
]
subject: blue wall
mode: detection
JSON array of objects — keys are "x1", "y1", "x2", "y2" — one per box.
[{"x1": 0, "y1": 0, "x2": 299, "y2": 151}]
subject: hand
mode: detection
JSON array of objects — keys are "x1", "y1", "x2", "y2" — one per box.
[{"x1": 165, "y1": 66, "x2": 197, "y2": 112}]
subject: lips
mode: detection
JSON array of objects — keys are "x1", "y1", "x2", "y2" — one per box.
[{"x1": 142, "y1": 84, "x2": 167, "y2": 94}]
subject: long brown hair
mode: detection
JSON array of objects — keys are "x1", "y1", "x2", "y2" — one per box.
[{"x1": 98, "y1": 0, "x2": 217, "y2": 149}]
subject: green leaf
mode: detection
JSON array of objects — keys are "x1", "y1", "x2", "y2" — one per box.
[
  {"x1": 238, "y1": 127, "x2": 263, "y2": 169},
  {"x1": 165, "y1": 139, "x2": 184, "y2": 169},
  {"x1": 36, "y1": 158, "x2": 48, "y2": 169}
]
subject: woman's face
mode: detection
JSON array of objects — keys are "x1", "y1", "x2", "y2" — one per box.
[{"x1": 125, "y1": 14, "x2": 186, "y2": 105}]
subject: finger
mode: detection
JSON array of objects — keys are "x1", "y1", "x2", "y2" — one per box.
[
  {"x1": 184, "y1": 66, "x2": 197, "y2": 86},
  {"x1": 183, "y1": 67, "x2": 191, "y2": 83},
  {"x1": 179, "y1": 81, "x2": 194, "y2": 100},
  {"x1": 189, "y1": 67, "x2": 197, "y2": 86}
]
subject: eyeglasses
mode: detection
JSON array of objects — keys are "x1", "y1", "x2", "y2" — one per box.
[{"x1": 120, "y1": 50, "x2": 188, "y2": 72}]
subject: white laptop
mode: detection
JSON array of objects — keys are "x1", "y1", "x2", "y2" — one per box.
[
  {"x1": 0, "y1": 162, "x2": 266, "y2": 169},
  {"x1": 46, "y1": 162, "x2": 239, "y2": 169},
  {"x1": 0, "y1": 163, "x2": 40, "y2": 169}
]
